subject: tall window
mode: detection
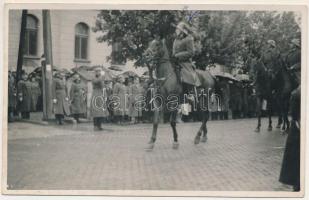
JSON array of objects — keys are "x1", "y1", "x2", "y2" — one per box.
[
  {"x1": 24, "y1": 15, "x2": 38, "y2": 56},
  {"x1": 75, "y1": 23, "x2": 89, "y2": 60}
]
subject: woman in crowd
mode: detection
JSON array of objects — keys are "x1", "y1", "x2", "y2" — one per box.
[
  {"x1": 70, "y1": 74, "x2": 87, "y2": 123},
  {"x1": 52, "y1": 72, "x2": 70, "y2": 125},
  {"x1": 17, "y1": 73, "x2": 32, "y2": 119},
  {"x1": 90, "y1": 68, "x2": 109, "y2": 130},
  {"x1": 112, "y1": 75, "x2": 126, "y2": 124}
]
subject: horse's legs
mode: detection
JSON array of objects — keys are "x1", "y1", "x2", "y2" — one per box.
[
  {"x1": 282, "y1": 98, "x2": 290, "y2": 133},
  {"x1": 170, "y1": 111, "x2": 179, "y2": 149},
  {"x1": 255, "y1": 97, "x2": 262, "y2": 132},
  {"x1": 276, "y1": 101, "x2": 283, "y2": 129},
  {"x1": 201, "y1": 111, "x2": 209, "y2": 143},
  {"x1": 267, "y1": 99, "x2": 272, "y2": 131},
  {"x1": 195, "y1": 111, "x2": 208, "y2": 144},
  {"x1": 147, "y1": 109, "x2": 160, "y2": 150}
]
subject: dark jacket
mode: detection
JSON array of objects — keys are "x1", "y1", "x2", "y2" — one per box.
[
  {"x1": 17, "y1": 80, "x2": 32, "y2": 112},
  {"x1": 279, "y1": 86, "x2": 300, "y2": 187},
  {"x1": 285, "y1": 47, "x2": 301, "y2": 84},
  {"x1": 8, "y1": 78, "x2": 17, "y2": 109}
]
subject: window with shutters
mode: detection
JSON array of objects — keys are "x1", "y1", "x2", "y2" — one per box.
[
  {"x1": 24, "y1": 15, "x2": 38, "y2": 56},
  {"x1": 75, "y1": 23, "x2": 89, "y2": 60}
]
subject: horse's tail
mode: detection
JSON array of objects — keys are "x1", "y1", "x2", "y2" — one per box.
[{"x1": 195, "y1": 69, "x2": 221, "y2": 111}]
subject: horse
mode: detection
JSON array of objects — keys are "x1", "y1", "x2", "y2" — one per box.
[
  {"x1": 250, "y1": 58, "x2": 275, "y2": 132},
  {"x1": 145, "y1": 38, "x2": 216, "y2": 150},
  {"x1": 273, "y1": 63, "x2": 299, "y2": 133}
]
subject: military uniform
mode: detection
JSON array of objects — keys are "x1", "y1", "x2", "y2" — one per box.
[
  {"x1": 17, "y1": 79, "x2": 32, "y2": 119},
  {"x1": 90, "y1": 76, "x2": 109, "y2": 129},
  {"x1": 52, "y1": 77, "x2": 70, "y2": 124},
  {"x1": 285, "y1": 47, "x2": 301, "y2": 84},
  {"x1": 172, "y1": 35, "x2": 201, "y2": 87},
  {"x1": 70, "y1": 81, "x2": 87, "y2": 122},
  {"x1": 8, "y1": 76, "x2": 17, "y2": 122},
  {"x1": 30, "y1": 81, "x2": 41, "y2": 112},
  {"x1": 261, "y1": 47, "x2": 282, "y2": 73},
  {"x1": 129, "y1": 82, "x2": 143, "y2": 120},
  {"x1": 112, "y1": 82, "x2": 127, "y2": 119}
]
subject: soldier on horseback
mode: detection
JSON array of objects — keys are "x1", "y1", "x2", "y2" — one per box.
[
  {"x1": 172, "y1": 21, "x2": 201, "y2": 111},
  {"x1": 285, "y1": 39, "x2": 301, "y2": 85}
]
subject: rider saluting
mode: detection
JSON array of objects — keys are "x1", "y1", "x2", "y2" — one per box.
[{"x1": 172, "y1": 22, "x2": 201, "y2": 107}]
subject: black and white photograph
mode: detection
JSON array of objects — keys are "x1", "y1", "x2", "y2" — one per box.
[{"x1": 1, "y1": 2, "x2": 307, "y2": 197}]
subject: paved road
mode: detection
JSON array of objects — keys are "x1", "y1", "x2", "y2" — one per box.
[{"x1": 7, "y1": 118, "x2": 292, "y2": 191}]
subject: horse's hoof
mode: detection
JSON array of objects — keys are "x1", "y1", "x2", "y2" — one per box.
[
  {"x1": 276, "y1": 124, "x2": 281, "y2": 129},
  {"x1": 172, "y1": 142, "x2": 179, "y2": 149},
  {"x1": 268, "y1": 126, "x2": 273, "y2": 131},
  {"x1": 281, "y1": 128, "x2": 289, "y2": 134},
  {"x1": 194, "y1": 136, "x2": 200, "y2": 145},
  {"x1": 201, "y1": 136, "x2": 207, "y2": 143},
  {"x1": 145, "y1": 142, "x2": 155, "y2": 151},
  {"x1": 255, "y1": 127, "x2": 260, "y2": 132}
]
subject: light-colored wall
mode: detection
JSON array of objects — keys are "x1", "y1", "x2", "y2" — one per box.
[{"x1": 8, "y1": 10, "x2": 111, "y2": 73}]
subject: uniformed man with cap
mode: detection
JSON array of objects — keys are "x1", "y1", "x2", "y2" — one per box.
[
  {"x1": 285, "y1": 38, "x2": 301, "y2": 85},
  {"x1": 52, "y1": 71, "x2": 70, "y2": 125},
  {"x1": 17, "y1": 72, "x2": 32, "y2": 119},
  {"x1": 172, "y1": 21, "x2": 201, "y2": 114},
  {"x1": 70, "y1": 74, "x2": 87, "y2": 123},
  {"x1": 261, "y1": 39, "x2": 283, "y2": 74},
  {"x1": 112, "y1": 75, "x2": 127, "y2": 124},
  {"x1": 90, "y1": 67, "x2": 109, "y2": 130}
]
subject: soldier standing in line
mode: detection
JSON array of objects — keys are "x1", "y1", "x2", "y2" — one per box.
[
  {"x1": 70, "y1": 74, "x2": 87, "y2": 123},
  {"x1": 90, "y1": 68, "x2": 109, "y2": 130},
  {"x1": 52, "y1": 72, "x2": 70, "y2": 125},
  {"x1": 129, "y1": 76, "x2": 143, "y2": 124},
  {"x1": 30, "y1": 75, "x2": 41, "y2": 112},
  {"x1": 17, "y1": 73, "x2": 32, "y2": 119},
  {"x1": 112, "y1": 76, "x2": 127, "y2": 125},
  {"x1": 8, "y1": 71, "x2": 17, "y2": 122}
]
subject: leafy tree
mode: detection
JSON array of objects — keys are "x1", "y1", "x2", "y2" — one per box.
[
  {"x1": 93, "y1": 10, "x2": 180, "y2": 68},
  {"x1": 93, "y1": 10, "x2": 301, "y2": 74}
]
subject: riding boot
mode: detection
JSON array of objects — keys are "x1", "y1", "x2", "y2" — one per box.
[{"x1": 175, "y1": 67, "x2": 182, "y2": 83}]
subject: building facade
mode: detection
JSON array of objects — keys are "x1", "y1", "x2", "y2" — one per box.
[{"x1": 9, "y1": 10, "x2": 111, "y2": 73}]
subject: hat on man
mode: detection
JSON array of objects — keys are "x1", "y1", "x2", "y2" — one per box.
[
  {"x1": 291, "y1": 38, "x2": 300, "y2": 47},
  {"x1": 175, "y1": 21, "x2": 192, "y2": 35},
  {"x1": 267, "y1": 40, "x2": 276, "y2": 47},
  {"x1": 94, "y1": 67, "x2": 102, "y2": 72}
]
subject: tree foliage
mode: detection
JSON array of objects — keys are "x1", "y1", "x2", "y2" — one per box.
[{"x1": 93, "y1": 10, "x2": 301, "y2": 73}]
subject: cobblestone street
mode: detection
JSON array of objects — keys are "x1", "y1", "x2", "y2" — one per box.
[{"x1": 7, "y1": 118, "x2": 293, "y2": 191}]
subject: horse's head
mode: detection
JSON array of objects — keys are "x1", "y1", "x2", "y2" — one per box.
[{"x1": 144, "y1": 39, "x2": 164, "y2": 70}]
